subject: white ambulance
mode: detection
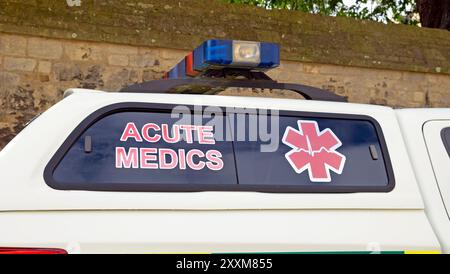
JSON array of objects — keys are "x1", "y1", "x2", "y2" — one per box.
[{"x1": 0, "y1": 40, "x2": 449, "y2": 254}]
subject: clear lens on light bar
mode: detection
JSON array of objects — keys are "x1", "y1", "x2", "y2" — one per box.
[
  {"x1": 163, "y1": 39, "x2": 280, "y2": 79},
  {"x1": 232, "y1": 41, "x2": 261, "y2": 66}
]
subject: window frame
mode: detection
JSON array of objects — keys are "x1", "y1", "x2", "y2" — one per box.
[
  {"x1": 441, "y1": 127, "x2": 450, "y2": 157},
  {"x1": 44, "y1": 102, "x2": 395, "y2": 193}
]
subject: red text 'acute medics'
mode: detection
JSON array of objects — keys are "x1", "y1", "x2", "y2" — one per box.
[{"x1": 115, "y1": 122, "x2": 224, "y2": 171}]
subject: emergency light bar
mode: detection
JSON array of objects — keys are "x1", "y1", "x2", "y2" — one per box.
[
  {"x1": 122, "y1": 39, "x2": 346, "y2": 102},
  {"x1": 164, "y1": 39, "x2": 280, "y2": 79}
]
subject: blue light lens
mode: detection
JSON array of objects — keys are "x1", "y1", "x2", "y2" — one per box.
[
  {"x1": 193, "y1": 40, "x2": 233, "y2": 71},
  {"x1": 204, "y1": 40, "x2": 233, "y2": 66},
  {"x1": 168, "y1": 58, "x2": 186, "y2": 79},
  {"x1": 260, "y1": 42, "x2": 280, "y2": 68}
]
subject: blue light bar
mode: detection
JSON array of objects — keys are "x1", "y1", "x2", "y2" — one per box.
[
  {"x1": 260, "y1": 42, "x2": 280, "y2": 68},
  {"x1": 193, "y1": 40, "x2": 233, "y2": 71},
  {"x1": 164, "y1": 39, "x2": 280, "y2": 79}
]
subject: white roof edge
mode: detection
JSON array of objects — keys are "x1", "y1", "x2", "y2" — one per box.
[
  {"x1": 63, "y1": 88, "x2": 105, "y2": 98},
  {"x1": 62, "y1": 89, "x2": 396, "y2": 113},
  {"x1": 396, "y1": 108, "x2": 450, "y2": 112}
]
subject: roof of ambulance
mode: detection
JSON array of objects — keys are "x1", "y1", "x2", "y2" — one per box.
[{"x1": 63, "y1": 88, "x2": 395, "y2": 114}]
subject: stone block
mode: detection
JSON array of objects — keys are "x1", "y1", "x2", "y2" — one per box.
[
  {"x1": 38, "y1": 61, "x2": 52, "y2": 74},
  {"x1": 3, "y1": 57, "x2": 36, "y2": 72},
  {"x1": 108, "y1": 54, "x2": 129, "y2": 66},
  {"x1": 28, "y1": 37, "x2": 63, "y2": 60},
  {"x1": 0, "y1": 34, "x2": 26, "y2": 56}
]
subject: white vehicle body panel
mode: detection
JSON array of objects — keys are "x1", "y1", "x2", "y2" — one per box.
[
  {"x1": 0, "y1": 89, "x2": 445, "y2": 253},
  {"x1": 397, "y1": 110, "x2": 450, "y2": 253},
  {"x1": 423, "y1": 120, "x2": 450, "y2": 214},
  {"x1": 0, "y1": 89, "x2": 423, "y2": 211},
  {"x1": 0, "y1": 210, "x2": 438, "y2": 254}
]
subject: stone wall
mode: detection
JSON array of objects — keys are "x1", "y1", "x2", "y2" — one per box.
[{"x1": 1, "y1": 0, "x2": 450, "y2": 149}]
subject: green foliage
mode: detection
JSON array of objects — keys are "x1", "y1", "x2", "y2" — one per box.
[{"x1": 225, "y1": 0, "x2": 419, "y2": 25}]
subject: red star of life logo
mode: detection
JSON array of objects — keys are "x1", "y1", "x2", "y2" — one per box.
[{"x1": 282, "y1": 120, "x2": 346, "y2": 182}]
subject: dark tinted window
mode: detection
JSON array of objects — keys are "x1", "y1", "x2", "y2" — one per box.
[
  {"x1": 49, "y1": 109, "x2": 237, "y2": 191},
  {"x1": 442, "y1": 127, "x2": 450, "y2": 157},
  {"x1": 45, "y1": 103, "x2": 394, "y2": 192},
  {"x1": 232, "y1": 114, "x2": 391, "y2": 190}
]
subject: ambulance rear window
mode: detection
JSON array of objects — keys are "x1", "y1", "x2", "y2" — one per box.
[
  {"x1": 46, "y1": 105, "x2": 237, "y2": 191},
  {"x1": 232, "y1": 112, "x2": 392, "y2": 190},
  {"x1": 44, "y1": 103, "x2": 394, "y2": 192}
]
